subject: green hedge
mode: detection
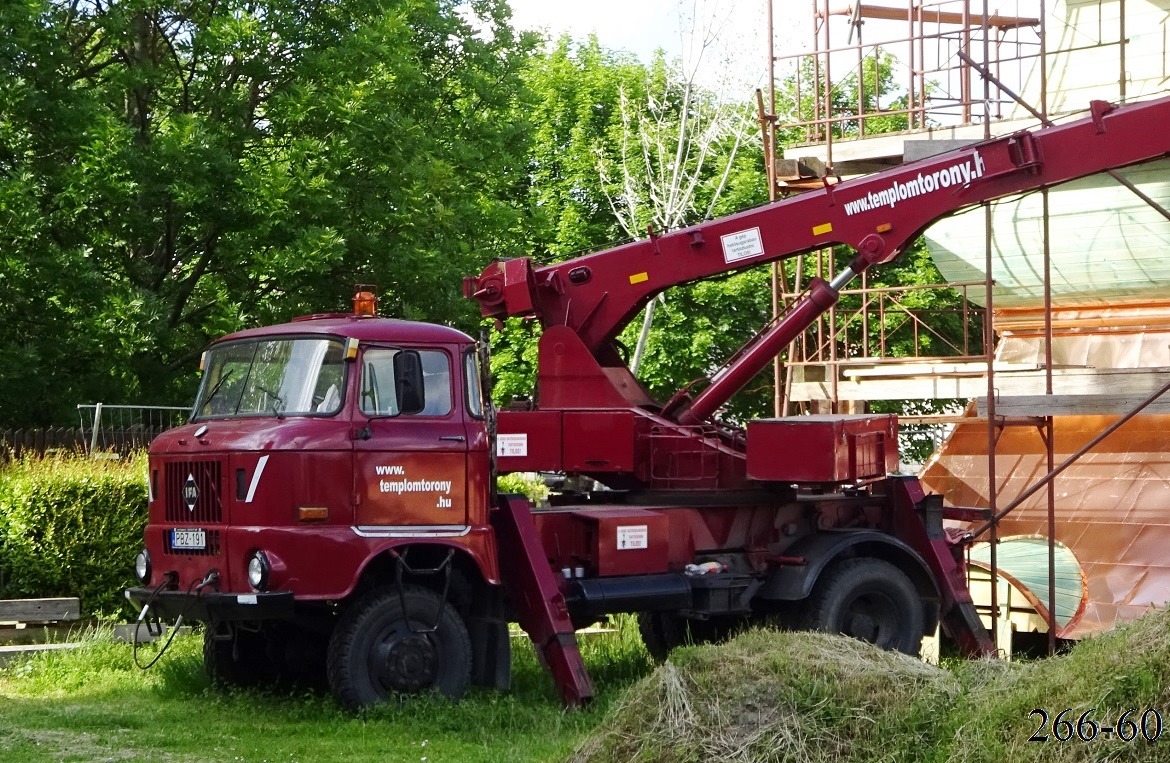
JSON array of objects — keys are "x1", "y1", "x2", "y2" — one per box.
[{"x1": 0, "y1": 455, "x2": 147, "y2": 617}]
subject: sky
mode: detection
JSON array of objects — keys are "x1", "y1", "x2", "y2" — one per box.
[
  {"x1": 506, "y1": 0, "x2": 683, "y2": 63},
  {"x1": 503, "y1": 0, "x2": 802, "y2": 92}
]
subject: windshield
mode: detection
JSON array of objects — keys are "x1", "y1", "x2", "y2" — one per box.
[{"x1": 193, "y1": 337, "x2": 346, "y2": 420}]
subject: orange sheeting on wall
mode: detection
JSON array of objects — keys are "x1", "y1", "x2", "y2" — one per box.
[
  {"x1": 921, "y1": 413, "x2": 1170, "y2": 638},
  {"x1": 993, "y1": 304, "x2": 1170, "y2": 370}
]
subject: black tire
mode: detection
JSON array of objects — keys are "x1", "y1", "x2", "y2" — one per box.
[
  {"x1": 637, "y1": 612, "x2": 735, "y2": 662},
  {"x1": 804, "y1": 558, "x2": 925, "y2": 655},
  {"x1": 638, "y1": 612, "x2": 684, "y2": 662},
  {"x1": 327, "y1": 585, "x2": 472, "y2": 710}
]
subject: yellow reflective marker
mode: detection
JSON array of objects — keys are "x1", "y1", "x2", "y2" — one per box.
[
  {"x1": 629, "y1": 272, "x2": 649, "y2": 284},
  {"x1": 812, "y1": 223, "x2": 833, "y2": 236}
]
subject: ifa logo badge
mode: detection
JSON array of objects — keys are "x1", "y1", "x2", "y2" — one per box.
[{"x1": 183, "y1": 474, "x2": 199, "y2": 511}]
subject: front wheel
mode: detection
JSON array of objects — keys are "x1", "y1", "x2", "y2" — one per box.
[
  {"x1": 804, "y1": 558, "x2": 925, "y2": 655},
  {"x1": 327, "y1": 585, "x2": 472, "y2": 710}
]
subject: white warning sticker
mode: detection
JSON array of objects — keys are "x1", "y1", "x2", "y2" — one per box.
[
  {"x1": 496, "y1": 433, "x2": 528, "y2": 458},
  {"x1": 720, "y1": 227, "x2": 765, "y2": 264},
  {"x1": 617, "y1": 524, "x2": 649, "y2": 550}
]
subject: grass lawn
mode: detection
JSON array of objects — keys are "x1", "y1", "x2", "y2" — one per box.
[{"x1": 0, "y1": 618, "x2": 653, "y2": 763}]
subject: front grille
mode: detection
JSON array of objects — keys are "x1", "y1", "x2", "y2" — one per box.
[
  {"x1": 163, "y1": 529, "x2": 222, "y2": 556},
  {"x1": 165, "y1": 460, "x2": 224, "y2": 523}
]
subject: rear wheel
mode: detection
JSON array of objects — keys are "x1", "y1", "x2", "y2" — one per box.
[
  {"x1": 804, "y1": 558, "x2": 924, "y2": 655},
  {"x1": 327, "y1": 585, "x2": 471, "y2": 710},
  {"x1": 637, "y1": 612, "x2": 741, "y2": 662}
]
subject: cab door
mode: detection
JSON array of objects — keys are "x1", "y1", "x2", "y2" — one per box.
[{"x1": 352, "y1": 345, "x2": 470, "y2": 531}]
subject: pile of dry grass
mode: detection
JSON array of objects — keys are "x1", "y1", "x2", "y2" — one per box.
[
  {"x1": 571, "y1": 629, "x2": 958, "y2": 763},
  {"x1": 571, "y1": 607, "x2": 1170, "y2": 763}
]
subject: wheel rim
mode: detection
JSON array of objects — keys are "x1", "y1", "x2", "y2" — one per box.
[
  {"x1": 839, "y1": 591, "x2": 901, "y2": 647},
  {"x1": 368, "y1": 624, "x2": 439, "y2": 694}
]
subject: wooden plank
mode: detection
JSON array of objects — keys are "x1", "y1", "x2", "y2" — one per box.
[
  {"x1": 976, "y1": 394, "x2": 1170, "y2": 417},
  {"x1": 792, "y1": 367, "x2": 1170, "y2": 402},
  {"x1": 898, "y1": 415, "x2": 983, "y2": 426},
  {"x1": 0, "y1": 598, "x2": 81, "y2": 623},
  {"x1": 840, "y1": 361, "x2": 1042, "y2": 379},
  {"x1": 0, "y1": 624, "x2": 78, "y2": 644}
]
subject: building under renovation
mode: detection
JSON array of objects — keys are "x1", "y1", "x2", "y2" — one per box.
[{"x1": 768, "y1": 0, "x2": 1170, "y2": 649}]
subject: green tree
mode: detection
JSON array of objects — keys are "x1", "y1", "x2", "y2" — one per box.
[
  {"x1": 489, "y1": 38, "x2": 769, "y2": 418},
  {"x1": 778, "y1": 49, "x2": 910, "y2": 143},
  {"x1": 488, "y1": 36, "x2": 650, "y2": 405},
  {"x1": 521, "y1": 35, "x2": 648, "y2": 261},
  {"x1": 0, "y1": 0, "x2": 535, "y2": 425}
]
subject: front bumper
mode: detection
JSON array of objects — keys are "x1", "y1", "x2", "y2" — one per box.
[{"x1": 125, "y1": 588, "x2": 295, "y2": 622}]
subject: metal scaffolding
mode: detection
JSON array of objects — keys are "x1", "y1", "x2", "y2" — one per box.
[{"x1": 763, "y1": 0, "x2": 1164, "y2": 656}]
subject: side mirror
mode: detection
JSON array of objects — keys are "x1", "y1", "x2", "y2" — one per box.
[{"x1": 394, "y1": 350, "x2": 425, "y2": 415}]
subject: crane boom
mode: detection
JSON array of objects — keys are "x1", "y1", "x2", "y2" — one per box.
[{"x1": 467, "y1": 96, "x2": 1170, "y2": 423}]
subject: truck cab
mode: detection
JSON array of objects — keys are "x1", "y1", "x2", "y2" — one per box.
[{"x1": 129, "y1": 294, "x2": 510, "y2": 706}]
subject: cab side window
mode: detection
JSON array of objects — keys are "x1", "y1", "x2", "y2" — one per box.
[
  {"x1": 360, "y1": 348, "x2": 452, "y2": 417},
  {"x1": 419, "y1": 351, "x2": 452, "y2": 416}
]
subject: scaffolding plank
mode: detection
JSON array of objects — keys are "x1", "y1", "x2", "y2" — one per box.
[
  {"x1": 977, "y1": 394, "x2": 1170, "y2": 417},
  {"x1": 791, "y1": 367, "x2": 1170, "y2": 402}
]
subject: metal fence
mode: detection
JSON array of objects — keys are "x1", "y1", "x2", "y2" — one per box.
[
  {"x1": 75, "y1": 404, "x2": 190, "y2": 454},
  {"x1": 0, "y1": 405, "x2": 189, "y2": 458}
]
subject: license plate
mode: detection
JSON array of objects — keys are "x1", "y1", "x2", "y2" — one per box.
[{"x1": 171, "y1": 528, "x2": 207, "y2": 550}]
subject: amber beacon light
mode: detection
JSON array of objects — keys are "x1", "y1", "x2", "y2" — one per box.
[{"x1": 352, "y1": 285, "x2": 378, "y2": 317}]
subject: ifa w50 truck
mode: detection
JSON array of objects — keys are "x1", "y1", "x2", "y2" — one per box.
[{"x1": 129, "y1": 95, "x2": 1170, "y2": 708}]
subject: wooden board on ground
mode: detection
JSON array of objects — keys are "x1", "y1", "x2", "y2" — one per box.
[{"x1": 0, "y1": 598, "x2": 81, "y2": 624}]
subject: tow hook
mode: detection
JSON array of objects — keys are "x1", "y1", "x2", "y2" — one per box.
[{"x1": 132, "y1": 569, "x2": 218, "y2": 670}]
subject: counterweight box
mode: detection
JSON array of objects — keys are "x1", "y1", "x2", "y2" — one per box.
[{"x1": 746, "y1": 414, "x2": 897, "y2": 483}]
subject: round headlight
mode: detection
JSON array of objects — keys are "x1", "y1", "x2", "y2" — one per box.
[
  {"x1": 247, "y1": 551, "x2": 270, "y2": 591},
  {"x1": 134, "y1": 549, "x2": 151, "y2": 585}
]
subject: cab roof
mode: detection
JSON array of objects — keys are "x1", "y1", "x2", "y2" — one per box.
[{"x1": 215, "y1": 315, "x2": 475, "y2": 346}]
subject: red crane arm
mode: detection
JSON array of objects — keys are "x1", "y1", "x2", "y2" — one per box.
[
  {"x1": 466, "y1": 96, "x2": 1170, "y2": 421},
  {"x1": 470, "y1": 97, "x2": 1170, "y2": 344}
]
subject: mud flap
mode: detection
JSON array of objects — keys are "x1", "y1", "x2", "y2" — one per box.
[
  {"x1": 491, "y1": 494, "x2": 594, "y2": 706},
  {"x1": 887, "y1": 476, "x2": 996, "y2": 657},
  {"x1": 467, "y1": 618, "x2": 511, "y2": 691}
]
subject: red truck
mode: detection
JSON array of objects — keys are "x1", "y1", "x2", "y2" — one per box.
[{"x1": 129, "y1": 95, "x2": 1170, "y2": 709}]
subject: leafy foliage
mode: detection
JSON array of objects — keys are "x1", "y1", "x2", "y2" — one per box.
[
  {"x1": 0, "y1": 0, "x2": 535, "y2": 426},
  {"x1": 520, "y1": 36, "x2": 650, "y2": 261},
  {"x1": 496, "y1": 471, "x2": 549, "y2": 503},
  {"x1": 489, "y1": 37, "x2": 769, "y2": 415},
  {"x1": 778, "y1": 50, "x2": 910, "y2": 143}
]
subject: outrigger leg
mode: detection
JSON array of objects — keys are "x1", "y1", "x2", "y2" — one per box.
[
  {"x1": 888, "y1": 477, "x2": 997, "y2": 657},
  {"x1": 491, "y1": 494, "x2": 594, "y2": 706}
]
